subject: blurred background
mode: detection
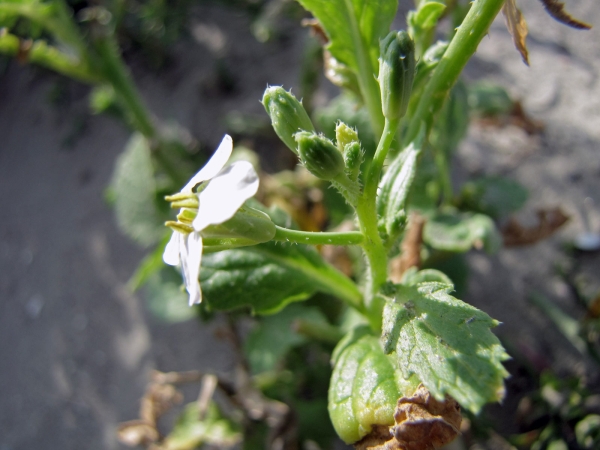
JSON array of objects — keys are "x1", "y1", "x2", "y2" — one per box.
[{"x1": 1, "y1": 0, "x2": 599, "y2": 449}]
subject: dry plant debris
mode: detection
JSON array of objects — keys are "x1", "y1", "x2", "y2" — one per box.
[{"x1": 354, "y1": 385, "x2": 461, "y2": 450}]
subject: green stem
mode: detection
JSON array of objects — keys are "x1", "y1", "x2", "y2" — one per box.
[
  {"x1": 294, "y1": 319, "x2": 344, "y2": 344},
  {"x1": 273, "y1": 226, "x2": 364, "y2": 246},
  {"x1": 0, "y1": 32, "x2": 100, "y2": 83},
  {"x1": 403, "y1": 0, "x2": 505, "y2": 146},
  {"x1": 355, "y1": 118, "x2": 399, "y2": 329},
  {"x1": 93, "y1": 36, "x2": 156, "y2": 139},
  {"x1": 343, "y1": 0, "x2": 384, "y2": 137}
]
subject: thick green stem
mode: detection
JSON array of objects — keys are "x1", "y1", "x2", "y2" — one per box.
[
  {"x1": 273, "y1": 226, "x2": 364, "y2": 246},
  {"x1": 403, "y1": 0, "x2": 505, "y2": 146},
  {"x1": 343, "y1": 0, "x2": 384, "y2": 137},
  {"x1": 355, "y1": 118, "x2": 399, "y2": 329}
]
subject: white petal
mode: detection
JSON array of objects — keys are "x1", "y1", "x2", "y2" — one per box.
[
  {"x1": 192, "y1": 161, "x2": 259, "y2": 231},
  {"x1": 163, "y1": 232, "x2": 181, "y2": 266},
  {"x1": 182, "y1": 135, "x2": 233, "y2": 192},
  {"x1": 180, "y1": 232, "x2": 203, "y2": 306}
]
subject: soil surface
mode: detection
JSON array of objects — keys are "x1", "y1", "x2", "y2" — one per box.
[{"x1": 1, "y1": 2, "x2": 599, "y2": 449}]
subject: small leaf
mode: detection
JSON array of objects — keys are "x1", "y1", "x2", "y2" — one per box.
[
  {"x1": 163, "y1": 402, "x2": 242, "y2": 450},
  {"x1": 381, "y1": 280, "x2": 509, "y2": 413},
  {"x1": 244, "y1": 303, "x2": 329, "y2": 373},
  {"x1": 457, "y1": 176, "x2": 528, "y2": 219},
  {"x1": 539, "y1": 0, "x2": 591, "y2": 30},
  {"x1": 378, "y1": 133, "x2": 423, "y2": 238},
  {"x1": 329, "y1": 326, "x2": 420, "y2": 444},
  {"x1": 411, "y1": 2, "x2": 446, "y2": 30},
  {"x1": 423, "y1": 211, "x2": 502, "y2": 254},
  {"x1": 109, "y1": 132, "x2": 165, "y2": 247},
  {"x1": 467, "y1": 82, "x2": 514, "y2": 117},
  {"x1": 430, "y1": 80, "x2": 470, "y2": 157},
  {"x1": 502, "y1": 0, "x2": 529, "y2": 65},
  {"x1": 200, "y1": 241, "x2": 361, "y2": 314}
]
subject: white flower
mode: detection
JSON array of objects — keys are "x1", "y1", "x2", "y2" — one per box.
[{"x1": 163, "y1": 134, "x2": 259, "y2": 306}]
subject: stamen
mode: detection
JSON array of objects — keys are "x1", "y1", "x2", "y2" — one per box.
[{"x1": 165, "y1": 221, "x2": 194, "y2": 234}]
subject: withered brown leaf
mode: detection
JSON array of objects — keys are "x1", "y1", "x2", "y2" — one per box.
[
  {"x1": 539, "y1": 0, "x2": 592, "y2": 30},
  {"x1": 502, "y1": 207, "x2": 569, "y2": 247},
  {"x1": 502, "y1": 0, "x2": 530, "y2": 65},
  {"x1": 354, "y1": 385, "x2": 461, "y2": 450}
]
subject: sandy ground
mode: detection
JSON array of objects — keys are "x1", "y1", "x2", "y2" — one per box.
[{"x1": 0, "y1": 1, "x2": 599, "y2": 449}]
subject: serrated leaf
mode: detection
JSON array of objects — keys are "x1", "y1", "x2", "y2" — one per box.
[
  {"x1": 296, "y1": 0, "x2": 398, "y2": 74},
  {"x1": 503, "y1": 0, "x2": 529, "y2": 65},
  {"x1": 423, "y1": 211, "x2": 502, "y2": 253},
  {"x1": 329, "y1": 326, "x2": 420, "y2": 444},
  {"x1": 200, "y1": 241, "x2": 361, "y2": 314},
  {"x1": 539, "y1": 0, "x2": 591, "y2": 30},
  {"x1": 110, "y1": 132, "x2": 165, "y2": 247},
  {"x1": 457, "y1": 176, "x2": 528, "y2": 219},
  {"x1": 381, "y1": 280, "x2": 509, "y2": 413},
  {"x1": 244, "y1": 303, "x2": 329, "y2": 373},
  {"x1": 163, "y1": 401, "x2": 242, "y2": 450}
]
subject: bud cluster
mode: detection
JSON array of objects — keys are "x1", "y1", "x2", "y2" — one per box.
[{"x1": 262, "y1": 87, "x2": 365, "y2": 204}]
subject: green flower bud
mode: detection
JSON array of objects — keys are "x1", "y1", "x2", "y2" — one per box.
[
  {"x1": 295, "y1": 131, "x2": 345, "y2": 181},
  {"x1": 335, "y1": 121, "x2": 359, "y2": 151},
  {"x1": 343, "y1": 141, "x2": 363, "y2": 181},
  {"x1": 202, "y1": 205, "x2": 276, "y2": 252},
  {"x1": 262, "y1": 86, "x2": 315, "y2": 154},
  {"x1": 378, "y1": 31, "x2": 415, "y2": 120}
]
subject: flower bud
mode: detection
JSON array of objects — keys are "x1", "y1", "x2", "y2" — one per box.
[
  {"x1": 378, "y1": 31, "x2": 415, "y2": 120},
  {"x1": 294, "y1": 131, "x2": 345, "y2": 181},
  {"x1": 202, "y1": 205, "x2": 276, "y2": 252},
  {"x1": 335, "y1": 121, "x2": 359, "y2": 151},
  {"x1": 343, "y1": 141, "x2": 363, "y2": 181},
  {"x1": 262, "y1": 86, "x2": 315, "y2": 154}
]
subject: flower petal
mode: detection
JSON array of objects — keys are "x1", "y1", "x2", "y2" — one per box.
[
  {"x1": 182, "y1": 135, "x2": 233, "y2": 192},
  {"x1": 179, "y1": 232, "x2": 203, "y2": 306},
  {"x1": 192, "y1": 161, "x2": 259, "y2": 231},
  {"x1": 163, "y1": 232, "x2": 181, "y2": 266}
]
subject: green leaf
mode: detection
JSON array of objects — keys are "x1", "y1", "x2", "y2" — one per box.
[
  {"x1": 575, "y1": 415, "x2": 600, "y2": 449},
  {"x1": 163, "y1": 401, "x2": 242, "y2": 450},
  {"x1": 329, "y1": 326, "x2": 420, "y2": 444},
  {"x1": 400, "y1": 267, "x2": 453, "y2": 286},
  {"x1": 109, "y1": 132, "x2": 165, "y2": 247},
  {"x1": 411, "y1": 2, "x2": 447, "y2": 29},
  {"x1": 467, "y1": 82, "x2": 514, "y2": 116},
  {"x1": 457, "y1": 176, "x2": 528, "y2": 219},
  {"x1": 244, "y1": 303, "x2": 329, "y2": 373},
  {"x1": 296, "y1": 0, "x2": 398, "y2": 75},
  {"x1": 200, "y1": 241, "x2": 361, "y2": 314},
  {"x1": 381, "y1": 280, "x2": 509, "y2": 413},
  {"x1": 423, "y1": 211, "x2": 501, "y2": 253},
  {"x1": 430, "y1": 79, "x2": 470, "y2": 157},
  {"x1": 377, "y1": 132, "x2": 423, "y2": 237},
  {"x1": 144, "y1": 267, "x2": 198, "y2": 323}
]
